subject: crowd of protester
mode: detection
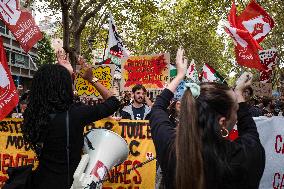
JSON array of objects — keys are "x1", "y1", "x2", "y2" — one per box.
[
  {"x1": 243, "y1": 86, "x2": 284, "y2": 117},
  {"x1": 10, "y1": 83, "x2": 284, "y2": 121},
  {"x1": 4, "y1": 49, "x2": 284, "y2": 189}
]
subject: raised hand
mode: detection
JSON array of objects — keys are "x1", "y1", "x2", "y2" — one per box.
[
  {"x1": 166, "y1": 48, "x2": 188, "y2": 93},
  {"x1": 235, "y1": 72, "x2": 253, "y2": 92},
  {"x1": 56, "y1": 50, "x2": 73, "y2": 75},
  {"x1": 78, "y1": 55, "x2": 88, "y2": 68},
  {"x1": 176, "y1": 48, "x2": 188, "y2": 79},
  {"x1": 81, "y1": 66, "x2": 94, "y2": 83},
  {"x1": 77, "y1": 55, "x2": 94, "y2": 82}
]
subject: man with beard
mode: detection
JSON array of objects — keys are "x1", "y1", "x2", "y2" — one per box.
[{"x1": 120, "y1": 84, "x2": 152, "y2": 120}]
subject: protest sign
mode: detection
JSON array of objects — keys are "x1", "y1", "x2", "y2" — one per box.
[
  {"x1": 251, "y1": 82, "x2": 272, "y2": 97},
  {"x1": 0, "y1": 119, "x2": 156, "y2": 189},
  {"x1": 85, "y1": 120, "x2": 156, "y2": 189},
  {"x1": 2, "y1": 117, "x2": 284, "y2": 189},
  {"x1": 259, "y1": 48, "x2": 277, "y2": 83},
  {"x1": 0, "y1": 0, "x2": 42, "y2": 52},
  {"x1": 0, "y1": 118, "x2": 39, "y2": 187},
  {"x1": 254, "y1": 117, "x2": 284, "y2": 189},
  {"x1": 75, "y1": 64, "x2": 115, "y2": 99},
  {"x1": 121, "y1": 53, "x2": 170, "y2": 91},
  {"x1": 228, "y1": 117, "x2": 284, "y2": 189}
]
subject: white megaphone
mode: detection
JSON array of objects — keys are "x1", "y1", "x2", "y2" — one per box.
[{"x1": 71, "y1": 129, "x2": 129, "y2": 189}]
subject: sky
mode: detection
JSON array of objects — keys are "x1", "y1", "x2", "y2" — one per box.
[{"x1": 34, "y1": 0, "x2": 60, "y2": 24}]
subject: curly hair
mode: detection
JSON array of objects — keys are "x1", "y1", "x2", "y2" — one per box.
[{"x1": 22, "y1": 64, "x2": 74, "y2": 157}]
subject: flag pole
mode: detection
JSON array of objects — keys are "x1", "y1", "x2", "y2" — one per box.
[
  {"x1": 103, "y1": 12, "x2": 110, "y2": 60},
  {"x1": 103, "y1": 34, "x2": 109, "y2": 61}
]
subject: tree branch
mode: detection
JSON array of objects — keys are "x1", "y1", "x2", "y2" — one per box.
[
  {"x1": 72, "y1": 0, "x2": 80, "y2": 14},
  {"x1": 85, "y1": 13, "x2": 108, "y2": 54},
  {"x1": 76, "y1": 0, "x2": 107, "y2": 35},
  {"x1": 71, "y1": 0, "x2": 80, "y2": 20},
  {"x1": 78, "y1": 0, "x2": 98, "y2": 18}
]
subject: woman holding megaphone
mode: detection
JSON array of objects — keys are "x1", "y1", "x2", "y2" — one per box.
[
  {"x1": 150, "y1": 48, "x2": 265, "y2": 189},
  {"x1": 20, "y1": 51, "x2": 120, "y2": 189}
]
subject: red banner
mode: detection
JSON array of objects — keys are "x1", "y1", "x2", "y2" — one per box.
[
  {"x1": 0, "y1": 0, "x2": 42, "y2": 52},
  {"x1": 0, "y1": 37, "x2": 19, "y2": 120}
]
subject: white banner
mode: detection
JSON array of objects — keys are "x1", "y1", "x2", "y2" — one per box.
[{"x1": 255, "y1": 117, "x2": 284, "y2": 189}]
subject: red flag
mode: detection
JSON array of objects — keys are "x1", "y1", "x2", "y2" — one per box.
[
  {"x1": 0, "y1": 0, "x2": 42, "y2": 52},
  {"x1": 237, "y1": 0, "x2": 274, "y2": 43},
  {"x1": 226, "y1": 1, "x2": 267, "y2": 71},
  {"x1": 228, "y1": 0, "x2": 237, "y2": 26},
  {"x1": 0, "y1": 37, "x2": 19, "y2": 120}
]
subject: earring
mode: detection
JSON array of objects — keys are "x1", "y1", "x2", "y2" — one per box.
[{"x1": 221, "y1": 127, "x2": 229, "y2": 138}]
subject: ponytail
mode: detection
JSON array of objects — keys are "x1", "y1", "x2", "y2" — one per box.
[{"x1": 176, "y1": 89, "x2": 204, "y2": 189}]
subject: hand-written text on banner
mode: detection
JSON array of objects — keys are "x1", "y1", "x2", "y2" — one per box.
[
  {"x1": 0, "y1": 118, "x2": 39, "y2": 187},
  {"x1": 0, "y1": 119, "x2": 156, "y2": 189},
  {"x1": 122, "y1": 54, "x2": 170, "y2": 91}
]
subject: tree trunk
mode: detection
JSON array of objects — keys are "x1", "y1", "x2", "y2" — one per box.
[
  {"x1": 70, "y1": 32, "x2": 81, "y2": 69},
  {"x1": 61, "y1": 5, "x2": 70, "y2": 53}
]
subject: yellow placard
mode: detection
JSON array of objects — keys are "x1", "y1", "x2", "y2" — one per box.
[
  {"x1": 75, "y1": 65, "x2": 115, "y2": 99},
  {"x1": 0, "y1": 118, "x2": 39, "y2": 187},
  {"x1": 0, "y1": 119, "x2": 156, "y2": 189}
]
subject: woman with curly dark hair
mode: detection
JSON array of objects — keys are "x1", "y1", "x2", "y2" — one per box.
[{"x1": 21, "y1": 54, "x2": 120, "y2": 189}]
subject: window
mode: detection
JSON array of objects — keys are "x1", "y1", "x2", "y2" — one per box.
[
  {"x1": 11, "y1": 52, "x2": 29, "y2": 68},
  {"x1": 0, "y1": 20, "x2": 5, "y2": 34},
  {"x1": 5, "y1": 50, "x2": 10, "y2": 62},
  {"x1": 0, "y1": 20, "x2": 9, "y2": 35}
]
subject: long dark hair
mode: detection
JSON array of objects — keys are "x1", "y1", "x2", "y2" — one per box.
[
  {"x1": 22, "y1": 64, "x2": 74, "y2": 157},
  {"x1": 176, "y1": 82, "x2": 235, "y2": 189},
  {"x1": 168, "y1": 100, "x2": 179, "y2": 125}
]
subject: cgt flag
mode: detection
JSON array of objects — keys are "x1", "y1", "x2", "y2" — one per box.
[
  {"x1": 237, "y1": 0, "x2": 275, "y2": 44},
  {"x1": 0, "y1": 37, "x2": 19, "y2": 120},
  {"x1": 0, "y1": 0, "x2": 42, "y2": 52},
  {"x1": 226, "y1": 1, "x2": 266, "y2": 71}
]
